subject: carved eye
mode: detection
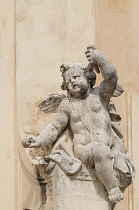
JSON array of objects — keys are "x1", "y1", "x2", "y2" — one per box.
[{"x1": 75, "y1": 75, "x2": 80, "y2": 78}]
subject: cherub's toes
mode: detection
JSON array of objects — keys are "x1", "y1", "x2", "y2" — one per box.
[
  {"x1": 108, "y1": 187, "x2": 124, "y2": 203},
  {"x1": 109, "y1": 193, "x2": 124, "y2": 203}
]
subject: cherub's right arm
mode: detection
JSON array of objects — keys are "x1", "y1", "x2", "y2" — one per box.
[
  {"x1": 30, "y1": 99, "x2": 70, "y2": 147},
  {"x1": 85, "y1": 46, "x2": 118, "y2": 102}
]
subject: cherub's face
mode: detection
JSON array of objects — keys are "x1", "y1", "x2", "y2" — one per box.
[{"x1": 65, "y1": 68, "x2": 89, "y2": 98}]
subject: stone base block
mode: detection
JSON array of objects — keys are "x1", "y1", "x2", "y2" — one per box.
[{"x1": 44, "y1": 165, "x2": 113, "y2": 210}]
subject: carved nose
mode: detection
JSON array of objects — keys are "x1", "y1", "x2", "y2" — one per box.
[
  {"x1": 71, "y1": 78, "x2": 76, "y2": 83},
  {"x1": 71, "y1": 81, "x2": 76, "y2": 86}
]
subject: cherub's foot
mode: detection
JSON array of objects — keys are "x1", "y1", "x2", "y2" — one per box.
[{"x1": 108, "y1": 187, "x2": 124, "y2": 203}]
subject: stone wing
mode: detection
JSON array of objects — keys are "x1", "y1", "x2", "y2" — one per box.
[
  {"x1": 38, "y1": 93, "x2": 66, "y2": 113},
  {"x1": 109, "y1": 100, "x2": 123, "y2": 139},
  {"x1": 112, "y1": 84, "x2": 124, "y2": 97}
]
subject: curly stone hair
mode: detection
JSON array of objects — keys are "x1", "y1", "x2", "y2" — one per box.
[{"x1": 60, "y1": 63, "x2": 96, "y2": 90}]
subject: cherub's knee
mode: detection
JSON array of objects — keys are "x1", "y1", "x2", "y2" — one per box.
[{"x1": 94, "y1": 144, "x2": 113, "y2": 163}]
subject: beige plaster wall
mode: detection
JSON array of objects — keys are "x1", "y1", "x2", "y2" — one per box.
[
  {"x1": 130, "y1": 94, "x2": 139, "y2": 210},
  {"x1": 0, "y1": 1, "x2": 15, "y2": 209}
]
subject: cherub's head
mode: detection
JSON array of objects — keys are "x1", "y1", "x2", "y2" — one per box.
[{"x1": 60, "y1": 63, "x2": 96, "y2": 98}]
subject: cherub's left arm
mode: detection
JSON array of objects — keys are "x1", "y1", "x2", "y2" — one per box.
[{"x1": 85, "y1": 47, "x2": 118, "y2": 101}]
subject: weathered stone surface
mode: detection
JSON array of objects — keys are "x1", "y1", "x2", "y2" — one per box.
[
  {"x1": 23, "y1": 46, "x2": 135, "y2": 206},
  {"x1": 44, "y1": 165, "x2": 113, "y2": 210},
  {"x1": 44, "y1": 150, "x2": 82, "y2": 175}
]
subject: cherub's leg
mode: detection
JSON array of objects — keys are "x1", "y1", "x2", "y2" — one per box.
[{"x1": 85, "y1": 143, "x2": 124, "y2": 203}]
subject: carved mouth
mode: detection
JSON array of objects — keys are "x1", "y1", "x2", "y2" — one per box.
[{"x1": 73, "y1": 84, "x2": 78, "y2": 89}]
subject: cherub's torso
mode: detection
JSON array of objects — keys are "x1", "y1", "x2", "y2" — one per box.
[{"x1": 66, "y1": 87, "x2": 113, "y2": 147}]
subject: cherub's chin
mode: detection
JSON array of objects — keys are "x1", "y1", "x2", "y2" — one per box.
[{"x1": 73, "y1": 86, "x2": 81, "y2": 90}]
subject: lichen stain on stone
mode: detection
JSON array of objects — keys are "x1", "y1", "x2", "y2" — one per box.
[
  {"x1": 27, "y1": 99, "x2": 45, "y2": 125},
  {"x1": 17, "y1": 8, "x2": 33, "y2": 27},
  {"x1": 0, "y1": 18, "x2": 6, "y2": 29},
  {"x1": 46, "y1": 179, "x2": 53, "y2": 201},
  {"x1": 24, "y1": 0, "x2": 46, "y2": 4},
  {"x1": 108, "y1": 0, "x2": 131, "y2": 13},
  {"x1": 17, "y1": 8, "x2": 28, "y2": 23},
  {"x1": 26, "y1": 99, "x2": 54, "y2": 134},
  {"x1": 29, "y1": 146, "x2": 50, "y2": 160}
]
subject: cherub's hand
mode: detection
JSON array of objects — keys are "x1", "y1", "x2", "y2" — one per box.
[
  {"x1": 29, "y1": 139, "x2": 41, "y2": 148},
  {"x1": 22, "y1": 135, "x2": 41, "y2": 148},
  {"x1": 85, "y1": 45, "x2": 97, "y2": 64},
  {"x1": 85, "y1": 45, "x2": 100, "y2": 74}
]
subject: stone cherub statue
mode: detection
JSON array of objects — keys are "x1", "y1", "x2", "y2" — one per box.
[{"x1": 23, "y1": 46, "x2": 135, "y2": 204}]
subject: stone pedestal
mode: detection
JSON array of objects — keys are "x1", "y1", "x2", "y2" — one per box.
[{"x1": 43, "y1": 165, "x2": 112, "y2": 210}]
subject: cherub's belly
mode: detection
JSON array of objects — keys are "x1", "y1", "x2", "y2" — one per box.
[
  {"x1": 72, "y1": 133, "x2": 113, "y2": 166},
  {"x1": 73, "y1": 132, "x2": 113, "y2": 147}
]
